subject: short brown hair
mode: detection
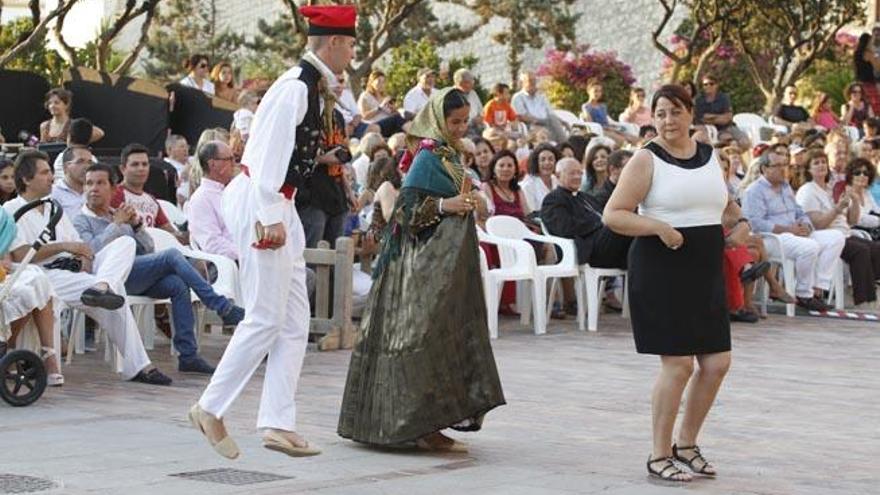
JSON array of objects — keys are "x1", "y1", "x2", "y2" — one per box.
[
  {"x1": 803, "y1": 148, "x2": 828, "y2": 182},
  {"x1": 45, "y1": 88, "x2": 72, "y2": 110},
  {"x1": 651, "y1": 84, "x2": 693, "y2": 113}
]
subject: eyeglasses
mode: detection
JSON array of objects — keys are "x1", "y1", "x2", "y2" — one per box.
[
  {"x1": 213, "y1": 156, "x2": 235, "y2": 162},
  {"x1": 198, "y1": 63, "x2": 208, "y2": 68},
  {"x1": 853, "y1": 169, "x2": 870, "y2": 176},
  {"x1": 702, "y1": 81, "x2": 716, "y2": 87}
]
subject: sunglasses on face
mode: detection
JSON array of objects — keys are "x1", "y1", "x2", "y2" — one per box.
[
  {"x1": 702, "y1": 81, "x2": 716, "y2": 86},
  {"x1": 853, "y1": 169, "x2": 870, "y2": 176},
  {"x1": 198, "y1": 63, "x2": 208, "y2": 68}
]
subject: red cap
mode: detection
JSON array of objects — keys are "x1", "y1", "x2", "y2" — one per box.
[{"x1": 299, "y1": 5, "x2": 357, "y2": 37}]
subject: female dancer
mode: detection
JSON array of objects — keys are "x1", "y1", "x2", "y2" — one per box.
[{"x1": 338, "y1": 88, "x2": 505, "y2": 452}]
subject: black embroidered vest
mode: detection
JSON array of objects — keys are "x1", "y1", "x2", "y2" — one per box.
[{"x1": 284, "y1": 60, "x2": 324, "y2": 189}]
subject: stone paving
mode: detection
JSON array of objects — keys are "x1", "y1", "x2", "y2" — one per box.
[{"x1": 1, "y1": 312, "x2": 877, "y2": 495}]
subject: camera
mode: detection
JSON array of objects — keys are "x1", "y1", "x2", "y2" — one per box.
[{"x1": 330, "y1": 145, "x2": 352, "y2": 163}]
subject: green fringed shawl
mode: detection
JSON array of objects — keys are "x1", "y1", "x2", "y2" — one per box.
[{"x1": 372, "y1": 144, "x2": 460, "y2": 278}]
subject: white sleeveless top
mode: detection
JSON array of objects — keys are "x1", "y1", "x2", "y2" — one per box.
[{"x1": 638, "y1": 142, "x2": 728, "y2": 228}]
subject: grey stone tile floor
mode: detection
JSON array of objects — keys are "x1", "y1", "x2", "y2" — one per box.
[{"x1": 1, "y1": 312, "x2": 877, "y2": 494}]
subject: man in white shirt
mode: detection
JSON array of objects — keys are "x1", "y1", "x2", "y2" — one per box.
[
  {"x1": 51, "y1": 146, "x2": 92, "y2": 218},
  {"x1": 402, "y1": 67, "x2": 435, "y2": 116},
  {"x1": 5, "y1": 150, "x2": 172, "y2": 385},
  {"x1": 453, "y1": 68, "x2": 484, "y2": 137},
  {"x1": 163, "y1": 134, "x2": 190, "y2": 205},
  {"x1": 192, "y1": 4, "x2": 356, "y2": 460},
  {"x1": 512, "y1": 71, "x2": 567, "y2": 143}
]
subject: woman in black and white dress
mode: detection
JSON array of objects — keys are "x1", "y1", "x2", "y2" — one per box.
[{"x1": 604, "y1": 85, "x2": 740, "y2": 482}]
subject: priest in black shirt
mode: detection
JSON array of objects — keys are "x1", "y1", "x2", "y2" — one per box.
[{"x1": 541, "y1": 157, "x2": 633, "y2": 269}]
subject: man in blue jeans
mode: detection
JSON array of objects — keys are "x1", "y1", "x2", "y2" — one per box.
[{"x1": 73, "y1": 163, "x2": 245, "y2": 374}]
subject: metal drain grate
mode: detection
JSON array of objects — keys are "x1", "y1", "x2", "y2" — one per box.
[
  {"x1": 0, "y1": 474, "x2": 57, "y2": 494},
  {"x1": 169, "y1": 468, "x2": 293, "y2": 486}
]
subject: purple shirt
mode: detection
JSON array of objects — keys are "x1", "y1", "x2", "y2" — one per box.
[{"x1": 186, "y1": 178, "x2": 238, "y2": 261}]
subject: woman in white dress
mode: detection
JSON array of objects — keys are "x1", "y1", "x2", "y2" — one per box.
[{"x1": 519, "y1": 143, "x2": 560, "y2": 212}]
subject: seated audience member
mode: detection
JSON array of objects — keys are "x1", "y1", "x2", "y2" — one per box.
[
  {"x1": 211, "y1": 61, "x2": 239, "y2": 102},
  {"x1": 773, "y1": 84, "x2": 813, "y2": 128},
  {"x1": 40, "y1": 88, "x2": 105, "y2": 145},
  {"x1": 113, "y1": 144, "x2": 186, "y2": 244},
  {"x1": 471, "y1": 137, "x2": 496, "y2": 182},
  {"x1": 811, "y1": 91, "x2": 841, "y2": 131},
  {"x1": 51, "y1": 146, "x2": 93, "y2": 218},
  {"x1": 638, "y1": 125, "x2": 657, "y2": 143},
  {"x1": 519, "y1": 143, "x2": 560, "y2": 213},
  {"x1": 741, "y1": 148, "x2": 844, "y2": 311},
  {"x1": 364, "y1": 157, "x2": 401, "y2": 246},
  {"x1": 386, "y1": 132, "x2": 407, "y2": 158},
  {"x1": 541, "y1": 157, "x2": 632, "y2": 306},
  {"x1": 454, "y1": 69, "x2": 485, "y2": 137},
  {"x1": 75, "y1": 163, "x2": 244, "y2": 373},
  {"x1": 863, "y1": 116, "x2": 880, "y2": 142},
  {"x1": 163, "y1": 135, "x2": 190, "y2": 206},
  {"x1": 333, "y1": 72, "x2": 382, "y2": 140},
  {"x1": 512, "y1": 72, "x2": 567, "y2": 143},
  {"x1": 580, "y1": 143, "x2": 612, "y2": 195},
  {"x1": 357, "y1": 69, "x2": 409, "y2": 138},
  {"x1": 482, "y1": 150, "x2": 533, "y2": 222},
  {"x1": 841, "y1": 82, "x2": 874, "y2": 131},
  {"x1": 179, "y1": 54, "x2": 215, "y2": 95},
  {"x1": 719, "y1": 198, "x2": 771, "y2": 323},
  {"x1": 351, "y1": 132, "x2": 385, "y2": 189},
  {"x1": 589, "y1": 149, "x2": 632, "y2": 210},
  {"x1": 620, "y1": 87, "x2": 653, "y2": 127},
  {"x1": 4, "y1": 150, "x2": 171, "y2": 385},
  {"x1": 187, "y1": 141, "x2": 238, "y2": 261},
  {"x1": 1, "y1": 257, "x2": 62, "y2": 385},
  {"x1": 826, "y1": 134, "x2": 851, "y2": 186},
  {"x1": 558, "y1": 142, "x2": 576, "y2": 159},
  {"x1": 233, "y1": 90, "x2": 260, "y2": 144},
  {"x1": 482, "y1": 127, "x2": 509, "y2": 155},
  {"x1": 0, "y1": 158, "x2": 15, "y2": 204},
  {"x1": 483, "y1": 83, "x2": 519, "y2": 132},
  {"x1": 580, "y1": 81, "x2": 637, "y2": 146},
  {"x1": 402, "y1": 67, "x2": 435, "y2": 116},
  {"x1": 694, "y1": 75, "x2": 750, "y2": 148},
  {"x1": 52, "y1": 118, "x2": 100, "y2": 183},
  {"x1": 797, "y1": 152, "x2": 880, "y2": 307},
  {"x1": 849, "y1": 157, "x2": 880, "y2": 231}
]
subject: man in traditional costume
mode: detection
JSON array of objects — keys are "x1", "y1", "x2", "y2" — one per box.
[{"x1": 189, "y1": 4, "x2": 357, "y2": 459}]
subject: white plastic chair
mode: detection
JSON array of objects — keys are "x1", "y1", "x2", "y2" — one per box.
[
  {"x1": 617, "y1": 121, "x2": 640, "y2": 137},
  {"x1": 759, "y1": 233, "x2": 797, "y2": 317},
  {"x1": 477, "y1": 229, "x2": 540, "y2": 338},
  {"x1": 488, "y1": 216, "x2": 584, "y2": 334},
  {"x1": 733, "y1": 113, "x2": 788, "y2": 144},
  {"x1": 157, "y1": 199, "x2": 187, "y2": 228},
  {"x1": 827, "y1": 260, "x2": 847, "y2": 311},
  {"x1": 147, "y1": 227, "x2": 241, "y2": 302},
  {"x1": 554, "y1": 109, "x2": 589, "y2": 130},
  {"x1": 581, "y1": 265, "x2": 629, "y2": 332}
]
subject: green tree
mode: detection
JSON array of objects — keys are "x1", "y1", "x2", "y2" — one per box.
[
  {"x1": 0, "y1": 17, "x2": 67, "y2": 84},
  {"x1": 732, "y1": 0, "x2": 866, "y2": 114},
  {"x1": 0, "y1": 0, "x2": 79, "y2": 70},
  {"x1": 143, "y1": 0, "x2": 245, "y2": 82},
  {"x1": 454, "y1": 0, "x2": 579, "y2": 87}
]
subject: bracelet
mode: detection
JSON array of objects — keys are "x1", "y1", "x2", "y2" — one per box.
[{"x1": 438, "y1": 198, "x2": 444, "y2": 214}]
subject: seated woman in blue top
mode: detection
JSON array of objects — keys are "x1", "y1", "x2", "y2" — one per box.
[{"x1": 580, "y1": 80, "x2": 638, "y2": 147}]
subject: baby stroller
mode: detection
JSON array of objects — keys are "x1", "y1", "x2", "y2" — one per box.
[{"x1": 0, "y1": 198, "x2": 63, "y2": 406}]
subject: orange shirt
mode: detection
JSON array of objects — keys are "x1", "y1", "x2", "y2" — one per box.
[{"x1": 483, "y1": 99, "x2": 517, "y2": 127}]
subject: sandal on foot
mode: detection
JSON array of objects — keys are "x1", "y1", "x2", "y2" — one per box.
[
  {"x1": 673, "y1": 444, "x2": 716, "y2": 476},
  {"x1": 647, "y1": 456, "x2": 691, "y2": 482},
  {"x1": 40, "y1": 347, "x2": 64, "y2": 387}
]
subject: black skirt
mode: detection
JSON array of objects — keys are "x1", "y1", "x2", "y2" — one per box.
[{"x1": 627, "y1": 224, "x2": 731, "y2": 356}]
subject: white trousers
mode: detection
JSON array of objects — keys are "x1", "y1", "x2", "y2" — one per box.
[
  {"x1": 199, "y1": 175, "x2": 310, "y2": 431},
  {"x1": 43, "y1": 237, "x2": 150, "y2": 379},
  {"x1": 778, "y1": 230, "x2": 846, "y2": 297}
]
